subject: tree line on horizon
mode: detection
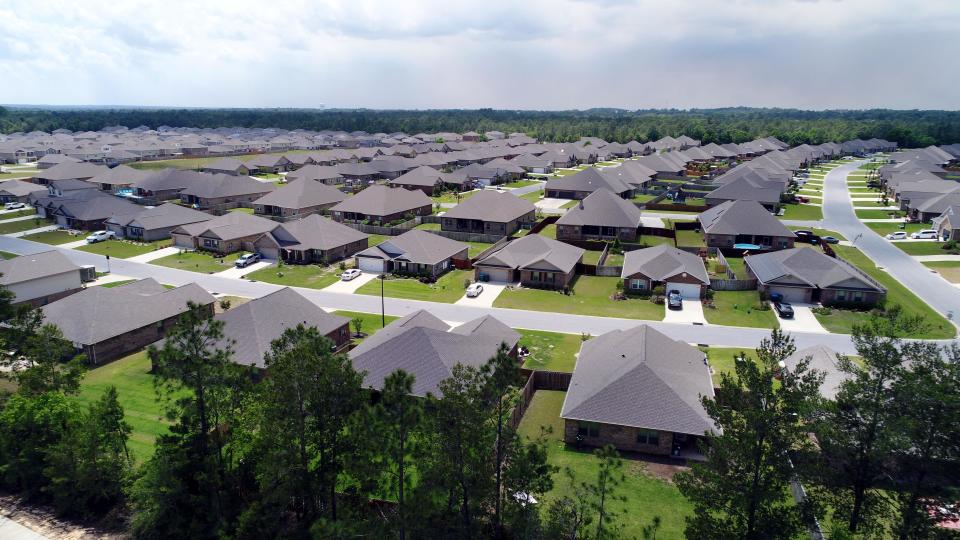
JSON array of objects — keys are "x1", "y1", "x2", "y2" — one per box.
[{"x1": 1, "y1": 106, "x2": 959, "y2": 148}]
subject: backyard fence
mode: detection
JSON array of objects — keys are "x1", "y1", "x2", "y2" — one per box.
[
  {"x1": 343, "y1": 217, "x2": 419, "y2": 235},
  {"x1": 710, "y1": 278, "x2": 758, "y2": 291}
]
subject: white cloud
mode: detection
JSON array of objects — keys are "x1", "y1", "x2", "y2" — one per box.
[{"x1": 0, "y1": 0, "x2": 957, "y2": 109}]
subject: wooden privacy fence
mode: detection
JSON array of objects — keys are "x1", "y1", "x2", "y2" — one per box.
[
  {"x1": 508, "y1": 370, "x2": 574, "y2": 430},
  {"x1": 343, "y1": 217, "x2": 419, "y2": 235},
  {"x1": 710, "y1": 278, "x2": 758, "y2": 291}
]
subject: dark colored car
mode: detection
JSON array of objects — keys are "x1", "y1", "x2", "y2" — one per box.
[
  {"x1": 821, "y1": 236, "x2": 840, "y2": 244},
  {"x1": 667, "y1": 290, "x2": 683, "y2": 310},
  {"x1": 793, "y1": 230, "x2": 819, "y2": 245},
  {"x1": 774, "y1": 301, "x2": 795, "y2": 319}
]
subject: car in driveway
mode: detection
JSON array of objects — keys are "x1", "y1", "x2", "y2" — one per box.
[
  {"x1": 666, "y1": 290, "x2": 683, "y2": 310},
  {"x1": 885, "y1": 231, "x2": 908, "y2": 240},
  {"x1": 234, "y1": 252, "x2": 261, "y2": 268},
  {"x1": 340, "y1": 269, "x2": 362, "y2": 281},
  {"x1": 85, "y1": 230, "x2": 115, "y2": 243},
  {"x1": 4, "y1": 202, "x2": 26, "y2": 210},
  {"x1": 910, "y1": 229, "x2": 938, "y2": 240},
  {"x1": 465, "y1": 283, "x2": 484, "y2": 298},
  {"x1": 820, "y1": 236, "x2": 840, "y2": 244},
  {"x1": 793, "y1": 230, "x2": 819, "y2": 244},
  {"x1": 773, "y1": 301, "x2": 795, "y2": 319}
]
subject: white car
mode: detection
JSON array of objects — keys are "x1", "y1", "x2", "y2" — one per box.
[
  {"x1": 85, "y1": 230, "x2": 115, "y2": 243},
  {"x1": 465, "y1": 283, "x2": 484, "y2": 298},
  {"x1": 4, "y1": 202, "x2": 25, "y2": 210},
  {"x1": 910, "y1": 229, "x2": 938, "y2": 240},
  {"x1": 341, "y1": 269, "x2": 362, "y2": 281},
  {"x1": 885, "y1": 231, "x2": 907, "y2": 240}
]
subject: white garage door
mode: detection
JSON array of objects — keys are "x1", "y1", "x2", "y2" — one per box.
[
  {"x1": 665, "y1": 282, "x2": 701, "y2": 299},
  {"x1": 480, "y1": 267, "x2": 513, "y2": 283},
  {"x1": 357, "y1": 257, "x2": 385, "y2": 273},
  {"x1": 172, "y1": 234, "x2": 194, "y2": 249},
  {"x1": 769, "y1": 286, "x2": 809, "y2": 303}
]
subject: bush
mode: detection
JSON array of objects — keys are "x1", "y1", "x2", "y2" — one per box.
[
  {"x1": 652, "y1": 285, "x2": 666, "y2": 297},
  {"x1": 704, "y1": 288, "x2": 715, "y2": 301},
  {"x1": 756, "y1": 300, "x2": 771, "y2": 311}
]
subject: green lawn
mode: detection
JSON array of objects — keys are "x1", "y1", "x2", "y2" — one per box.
[
  {"x1": 0, "y1": 217, "x2": 50, "y2": 234},
  {"x1": 227, "y1": 207, "x2": 254, "y2": 214},
  {"x1": 0, "y1": 208, "x2": 37, "y2": 220},
  {"x1": 891, "y1": 241, "x2": 951, "y2": 256},
  {"x1": 518, "y1": 391, "x2": 692, "y2": 539},
  {"x1": 778, "y1": 203, "x2": 822, "y2": 221},
  {"x1": 560, "y1": 200, "x2": 578, "y2": 210},
  {"x1": 537, "y1": 223, "x2": 557, "y2": 239},
  {"x1": 821, "y1": 246, "x2": 955, "y2": 339},
  {"x1": 355, "y1": 269, "x2": 470, "y2": 303},
  {"x1": 923, "y1": 261, "x2": 960, "y2": 284},
  {"x1": 675, "y1": 229, "x2": 705, "y2": 248},
  {"x1": 75, "y1": 239, "x2": 170, "y2": 259},
  {"x1": 503, "y1": 180, "x2": 540, "y2": 188},
  {"x1": 332, "y1": 310, "x2": 399, "y2": 346},
  {"x1": 722, "y1": 257, "x2": 750, "y2": 279},
  {"x1": 366, "y1": 233, "x2": 392, "y2": 247},
  {"x1": 519, "y1": 190, "x2": 544, "y2": 203},
  {"x1": 0, "y1": 250, "x2": 19, "y2": 259},
  {"x1": 151, "y1": 250, "x2": 248, "y2": 273},
  {"x1": 518, "y1": 329, "x2": 583, "y2": 372},
  {"x1": 704, "y1": 290, "x2": 778, "y2": 329},
  {"x1": 855, "y1": 209, "x2": 904, "y2": 220},
  {"x1": 245, "y1": 262, "x2": 343, "y2": 289},
  {"x1": 631, "y1": 193, "x2": 658, "y2": 202},
  {"x1": 466, "y1": 241, "x2": 495, "y2": 258},
  {"x1": 701, "y1": 347, "x2": 755, "y2": 384},
  {"x1": 636, "y1": 235, "x2": 675, "y2": 248},
  {"x1": 603, "y1": 252, "x2": 624, "y2": 266},
  {"x1": 864, "y1": 222, "x2": 927, "y2": 236},
  {"x1": 431, "y1": 190, "x2": 479, "y2": 204},
  {"x1": 493, "y1": 276, "x2": 664, "y2": 320},
  {"x1": 99, "y1": 279, "x2": 138, "y2": 288},
  {"x1": 0, "y1": 171, "x2": 38, "y2": 180},
  {"x1": 76, "y1": 351, "x2": 170, "y2": 462},
  {"x1": 414, "y1": 222, "x2": 441, "y2": 231},
  {"x1": 19, "y1": 229, "x2": 77, "y2": 244},
  {"x1": 852, "y1": 200, "x2": 893, "y2": 208},
  {"x1": 581, "y1": 251, "x2": 604, "y2": 265}
]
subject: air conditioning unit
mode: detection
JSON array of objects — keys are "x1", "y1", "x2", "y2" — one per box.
[{"x1": 80, "y1": 265, "x2": 97, "y2": 283}]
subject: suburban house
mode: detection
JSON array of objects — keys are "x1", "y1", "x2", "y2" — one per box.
[
  {"x1": 349, "y1": 309, "x2": 520, "y2": 397},
  {"x1": 218, "y1": 288, "x2": 352, "y2": 370},
  {"x1": 0, "y1": 250, "x2": 85, "y2": 307},
  {"x1": 556, "y1": 188, "x2": 643, "y2": 242},
  {"x1": 621, "y1": 244, "x2": 710, "y2": 298},
  {"x1": 253, "y1": 214, "x2": 369, "y2": 264},
  {"x1": 129, "y1": 169, "x2": 209, "y2": 205},
  {"x1": 178, "y1": 173, "x2": 275, "y2": 211},
  {"x1": 354, "y1": 229, "x2": 468, "y2": 276},
  {"x1": 698, "y1": 200, "x2": 796, "y2": 250},
  {"x1": 104, "y1": 202, "x2": 213, "y2": 241},
  {"x1": 50, "y1": 192, "x2": 141, "y2": 230},
  {"x1": 440, "y1": 191, "x2": 536, "y2": 237},
  {"x1": 0, "y1": 179, "x2": 46, "y2": 203},
  {"x1": 33, "y1": 163, "x2": 108, "y2": 185},
  {"x1": 473, "y1": 234, "x2": 585, "y2": 289},
  {"x1": 933, "y1": 205, "x2": 960, "y2": 241},
  {"x1": 330, "y1": 184, "x2": 432, "y2": 225},
  {"x1": 511, "y1": 154, "x2": 554, "y2": 174},
  {"x1": 782, "y1": 345, "x2": 848, "y2": 400},
  {"x1": 201, "y1": 158, "x2": 250, "y2": 176},
  {"x1": 252, "y1": 178, "x2": 347, "y2": 220},
  {"x1": 545, "y1": 167, "x2": 633, "y2": 199},
  {"x1": 245, "y1": 154, "x2": 292, "y2": 174},
  {"x1": 282, "y1": 164, "x2": 344, "y2": 186},
  {"x1": 560, "y1": 325, "x2": 714, "y2": 458},
  {"x1": 744, "y1": 247, "x2": 886, "y2": 306},
  {"x1": 41, "y1": 278, "x2": 215, "y2": 365},
  {"x1": 171, "y1": 211, "x2": 278, "y2": 254},
  {"x1": 36, "y1": 153, "x2": 81, "y2": 169},
  {"x1": 388, "y1": 166, "x2": 465, "y2": 194}
]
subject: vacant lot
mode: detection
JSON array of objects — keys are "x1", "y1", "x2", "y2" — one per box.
[
  {"x1": 493, "y1": 276, "x2": 664, "y2": 320},
  {"x1": 356, "y1": 269, "x2": 470, "y2": 303},
  {"x1": 518, "y1": 329, "x2": 584, "y2": 372},
  {"x1": 246, "y1": 263, "x2": 343, "y2": 289},
  {"x1": 704, "y1": 290, "x2": 778, "y2": 329},
  {"x1": 924, "y1": 261, "x2": 960, "y2": 283},
  {"x1": 152, "y1": 250, "x2": 248, "y2": 273}
]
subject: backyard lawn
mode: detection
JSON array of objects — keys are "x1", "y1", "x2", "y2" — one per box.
[
  {"x1": 820, "y1": 246, "x2": 955, "y2": 339},
  {"x1": 332, "y1": 310, "x2": 399, "y2": 346},
  {"x1": 537, "y1": 223, "x2": 557, "y2": 239},
  {"x1": 245, "y1": 262, "x2": 343, "y2": 289},
  {"x1": 779, "y1": 203, "x2": 822, "y2": 220},
  {"x1": 518, "y1": 391, "x2": 692, "y2": 539},
  {"x1": 19, "y1": 229, "x2": 77, "y2": 244},
  {"x1": 503, "y1": 180, "x2": 540, "y2": 188},
  {"x1": 465, "y1": 241, "x2": 495, "y2": 258},
  {"x1": 355, "y1": 269, "x2": 470, "y2": 303},
  {"x1": 518, "y1": 329, "x2": 583, "y2": 372},
  {"x1": 431, "y1": 190, "x2": 479, "y2": 204},
  {"x1": 151, "y1": 250, "x2": 248, "y2": 273},
  {"x1": 75, "y1": 239, "x2": 170, "y2": 258},
  {"x1": 581, "y1": 250, "x2": 604, "y2": 265},
  {"x1": 701, "y1": 347, "x2": 755, "y2": 384},
  {"x1": 493, "y1": 276, "x2": 665, "y2": 320},
  {"x1": 703, "y1": 290, "x2": 778, "y2": 329},
  {"x1": 674, "y1": 229, "x2": 705, "y2": 248},
  {"x1": 721, "y1": 257, "x2": 750, "y2": 279},
  {"x1": 631, "y1": 193, "x2": 658, "y2": 203},
  {"x1": 923, "y1": 261, "x2": 960, "y2": 283},
  {"x1": 0, "y1": 217, "x2": 50, "y2": 234},
  {"x1": 227, "y1": 207, "x2": 255, "y2": 214}
]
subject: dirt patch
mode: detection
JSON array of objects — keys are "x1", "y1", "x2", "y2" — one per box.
[
  {"x1": 0, "y1": 494, "x2": 128, "y2": 540},
  {"x1": 621, "y1": 453, "x2": 690, "y2": 483},
  {"x1": 213, "y1": 294, "x2": 252, "y2": 314}
]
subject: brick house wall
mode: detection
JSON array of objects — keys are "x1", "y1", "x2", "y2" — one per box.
[
  {"x1": 86, "y1": 301, "x2": 215, "y2": 365},
  {"x1": 564, "y1": 419, "x2": 673, "y2": 456},
  {"x1": 519, "y1": 268, "x2": 576, "y2": 290},
  {"x1": 705, "y1": 233, "x2": 794, "y2": 250},
  {"x1": 622, "y1": 271, "x2": 706, "y2": 297},
  {"x1": 820, "y1": 288, "x2": 884, "y2": 307},
  {"x1": 557, "y1": 224, "x2": 638, "y2": 242},
  {"x1": 254, "y1": 201, "x2": 338, "y2": 220}
]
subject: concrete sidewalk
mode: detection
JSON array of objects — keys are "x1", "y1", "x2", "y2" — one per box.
[
  {"x1": 127, "y1": 246, "x2": 181, "y2": 263},
  {"x1": 5, "y1": 225, "x2": 59, "y2": 238}
]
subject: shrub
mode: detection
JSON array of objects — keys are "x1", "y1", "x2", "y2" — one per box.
[
  {"x1": 704, "y1": 288, "x2": 715, "y2": 301},
  {"x1": 339, "y1": 261, "x2": 347, "y2": 272},
  {"x1": 652, "y1": 285, "x2": 666, "y2": 297},
  {"x1": 218, "y1": 298, "x2": 231, "y2": 311}
]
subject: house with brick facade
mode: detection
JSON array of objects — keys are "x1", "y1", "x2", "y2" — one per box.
[
  {"x1": 178, "y1": 173, "x2": 275, "y2": 211},
  {"x1": 330, "y1": 184, "x2": 432, "y2": 225},
  {"x1": 620, "y1": 244, "x2": 710, "y2": 299},
  {"x1": 440, "y1": 191, "x2": 536, "y2": 237},
  {"x1": 252, "y1": 178, "x2": 347, "y2": 220},
  {"x1": 353, "y1": 229, "x2": 468, "y2": 276},
  {"x1": 0, "y1": 250, "x2": 84, "y2": 307},
  {"x1": 556, "y1": 188, "x2": 643, "y2": 242},
  {"x1": 698, "y1": 200, "x2": 796, "y2": 251},
  {"x1": 545, "y1": 167, "x2": 634, "y2": 200},
  {"x1": 171, "y1": 211, "x2": 278, "y2": 254},
  {"x1": 104, "y1": 202, "x2": 212, "y2": 241},
  {"x1": 253, "y1": 214, "x2": 368, "y2": 264},
  {"x1": 560, "y1": 325, "x2": 715, "y2": 458},
  {"x1": 473, "y1": 234, "x2": 584, "y2": 289}
]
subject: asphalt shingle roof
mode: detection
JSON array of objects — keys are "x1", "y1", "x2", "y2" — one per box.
[{"x1": 620, "y1": 244, "x2": 709, "y2": 284}]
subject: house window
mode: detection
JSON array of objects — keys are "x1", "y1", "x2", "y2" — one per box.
[
  {"x1": 578, "y1": 422, "x2": 600, "y2": 438},
  {"x1": 630, "y1": 279, "x2": 646, "y2": 290},
  {"x1": 836, "y1": 290, "x2": 847, "y2": 301},
  {"x1": 636, "y1": 429, "x2": 660, "y2": 446},
  {"x1": 853, "y1": 291, "x2": 864, "y2": 302},
  {"x1": 202, "y1": 238, "x2": 219, "y2": 248}
]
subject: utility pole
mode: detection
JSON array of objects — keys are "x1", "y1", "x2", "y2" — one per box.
[{"x1": 380, "y1": 274, "x2": 386, "y2": 328}]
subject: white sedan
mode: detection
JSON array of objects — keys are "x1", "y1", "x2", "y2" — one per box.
[
  {"x1": 465, "y1": 283, "x2": 484, "y2": 297},
  {"x1": 85, "y1": 230, "x2": 115, "y2": 243},
  {"x1": 341, "y1": 269, "x2": 362, "y2": 281}
]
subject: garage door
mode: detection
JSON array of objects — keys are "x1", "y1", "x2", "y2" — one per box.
[
  {"x1": 172, "y1": 234, "x2": 194, "y2": 249},
  {"x1": 258, "y1": 247, "x2": 279, "y2": 260},
  {"x1": 357, "y1": 256, "x2": 385, "y2": 273},
  {"x1": 665, "y1": 282, "x2": 701, "y2": 299},
  {"x1": 768, "y1": 286, "x2": 809, "y2": 303},
  {"x1": 480, "y1": 267, "x2": 513, "y2": 283}
]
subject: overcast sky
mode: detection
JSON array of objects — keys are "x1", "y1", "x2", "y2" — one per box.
[{"x1": 1, "y1": 0, "x2": 957, "y2": 110}]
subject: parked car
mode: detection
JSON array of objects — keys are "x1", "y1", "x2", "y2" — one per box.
[
  {"x1": 85, "y1": 230, "x2": 115, "y2": 243},
  {"x1": 793, "y1": 230, "x2": 819, "y2": 244},
  {"x1": 234, "y1": 252, "x2": 261, "y2": 268},
  {"x1": 886, "y1": 231, "x2": 908, "y2": 240},
  {"x1": 4, "y1": 202, "x2": 26, "y2": 210},
  {"x1": 774, "y1": 301, "x2": 795, "y2": 319},
  {"x1": 340, "y1": 269, "x2": 362, "y2": 281},
  {"x1": 666, "y1": 290, "x2": 683, "y2": 310},
  {"x1": 465, "y1": 283, "x2": 484, "y2": 298},
  {"x1": 821, "y1": 236, "x2": 840, "y2": 244},
  {"x1": 910, "y1": 229, "x2": 938, "y2": 240}
]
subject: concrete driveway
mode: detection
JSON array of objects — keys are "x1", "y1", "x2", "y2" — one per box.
[
  {"x1": 535, "y1": 198, "x2": 570, "y2": 211},
  {"x1": 214, "y1": 260, "x2": 273, "y2": 279},
  {"x1": 455, "y1": 282, "x2": 508, "y2": 307},
  {"x1": 127, "y1": 246, "x2": 181, "y2": 263},
  {"x1": 0, "y1": 516, "x2": 49, "y2": 540},
  {"x1": 322, "y1": 271, "x2": 380, "y2": 293},
  {"x1": 60, "y1": 239, "x2": 90, "y2": 249},
  {"x1": 776, "y1": 303, "x2": 827, "y2": 333},
  {"x1": 663, "y1": 299, "x2": 707, "y2": 324}
]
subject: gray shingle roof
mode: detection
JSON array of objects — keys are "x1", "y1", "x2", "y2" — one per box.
[
  {"x1": 621, "y1": 244, "x2": 709, "y2": 284},
  {"x1": 265, "y1": 214, "x2": 367, "y2": 251},
  {"x1": 698, "y1": 200, "x2": 795, "y2": 238},
  {"x1": 442, "y1": 190, "x2": 535, "y2": 223},
  {"x1": 557, "y1": 188, "x2": 642, "y2": 229},
  {"x1": 331, "y1": 185, "x2": 431, "y2": 217},
  {"x1": 355, "y1": 229, "x2": 467, "y2": 266},
  {"x1": 172, "y1": 211, "x2": 277, "y2": 241},
  {"x1": 783, "y1": 344, "x2": 848, "y2": 400},
  {"x1": 105, "y1": 202, "x2": 212, "y2": 230},
  {"x1": 388, "y1": 165, "x2": 448, "y2": 188},
  {"x1": 561, "y1": 325, "x2": 715, "y2": 436},
  {"x1": 253, "y1": 178, "x2": 346, "y2": 209},
  {"x1": 745, "y1": 247, "x2": 885, "y2": 292},
  {"x1": 474, "y1": 234, "x2": 584, "y2": 273},
  {"x1": 545, "y1": 167, "x2": 632, "y2": 195},
  {"x1": 179, "y1": 173, "x2": 275, "y2": 199},
  {"x1": 0, "y1": 250, "x2": 81, "y2": 286},
  {"x1": 0, "y1": 179, "x2": 46, "y2": 197}
]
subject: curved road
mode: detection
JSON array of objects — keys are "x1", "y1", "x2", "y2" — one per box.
[{"x1": 820, "y1": 162, "x2": 960, "y2": 321}]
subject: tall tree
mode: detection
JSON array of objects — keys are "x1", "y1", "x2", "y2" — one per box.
[
  {"x1": 0, "y1": 308, "x2": 85, "y2": 396},
  {"x1": 543, "y1": 445, "x2": 626, "y2": 540},
  {"x1": 676, "y1": 329, "x2": 824, "y2": 540}
]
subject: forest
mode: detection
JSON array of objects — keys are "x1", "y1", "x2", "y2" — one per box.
[{"x1": 1, "y1": 106, "x2": 959, "y2": 147}]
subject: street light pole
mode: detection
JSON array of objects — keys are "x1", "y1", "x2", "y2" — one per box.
[{"x1": 380, "y1": 274, "x2": 385, "y2": 328}]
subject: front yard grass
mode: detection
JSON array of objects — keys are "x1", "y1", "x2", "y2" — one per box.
[
  {"x1": 0, "y1": 217, "x2": 50, "y2": 234},
  {"x1": 245, "y1": 262, "x2": 343, "y2": 289},
  {"x1": 151, "y1": 250, "x2": 248, "y2": 273},
  {"x1": 856, "y1": 209, "x2": 904, "y2": 220},
  {"x1": 19, "y1": 229, "x2": 77, "y2": 244},
  {"x1": 355, "y1": 269, "x2": 470, "y2": 303},
  {"x1": 0, "y1": 250, "x2": 18, "y2": 259},
  {"x1": 636, "y1": 235, "x2": 675, "y2": 248},
  {"x1": 0, "y1": 208, "x2": 37, "y2": 220},
  {"x1": 518, "y1": 329, "x2": 583, "y2": 372},
  {"x1": 822, "y1": 246, "x2": 955, "y2": 339},
  {"x1": 891, "y1": 241, "x2": 950, "y2": 256},
  {"x1": 865, "y1": 222, "x2": 927, "y2": 236},
  {"x1": 493, "y1": 276, "x2": 665, "y2": 320},
  {"x1": 703, "y1": 290, "x2": 778, "y2": 329},
  {"x1": 503, "y1": 180, "x2": 540, "y2": 188},
  {"x1": 519, "y1": 190, "x2": 544, "y2": 203},
  {"x1": 779, "y1": 203, "x2": 822, "y2": 221},
  {"x1": 923, "y1": 261, "x2": 960, "y2": 283},
  {"x1": 517, "y1": 391, "x2": 692, "y2": 539},
  {"x1": 75, "y1": 239, "x2": 170, "y2": 259},
  {"x1": 701, "y1": 347, "x2": 755, "y2": 384}
]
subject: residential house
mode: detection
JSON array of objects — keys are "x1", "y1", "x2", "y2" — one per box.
[
  {"x1": 388, "y1": 166, "x2": 466, "y2": 194},
  {"x1": 698, "y1": 200, "x2": 796, "y2": 250},
  {"x1": 556, "y1": 188, "x2": 642, "y2": 242},
  {"x1": 252, "y1": 178, "x2": 347, "y2": 220},
  {"x1": 560, "y1": 325, "x2": 714, "y2": 457},
  {"x1": 245, "y1": 154, "x2": 292, "y2": 174},
  {"x1": 41, "y1": 278, "x2": 215, "y2": 365},
  {"x1": 744, "y1": 247, "x2": 886, "y2": 305},
  {"x1": 933, "y1": 205, "x2": 960, "y2": 241},
  {"x1": 440, "y1": 191, "x2": 536, "y2": 237},
  {"x1": 354, "y1": 229, "x2": 468, "y2": 276},
  {"x1": 50, "y1": 192, "x2": 141, "y2": 230},
  {"x1": 254, "y1": 214, "x2": 368, "y2": 264},
  {"x1": 179, "y1": 173, "x2": 275, "y2": 211},
  {"x1": 545, "y1": 168, "x2": 634, "y2": 199},
  {"x1": 473, "y1": 234, "x2": 584, "y2": 289},
  {"x1": 331, "y1": 184, "x2": 432, "y2": 225},
  {"x1": 782, "y1": 345, "x2": 848, "y2": 400},
  {"x1": 36, "y1": 154, "x2": 81, "y2": 169},
  {"x1": 202, "y1": 158, "x2": 250, "y2": 176},
  {"x1": 104, "y1": 202, "x2": 212, "y2": 241},
  {"x1": 621, "y1": 244, "x2": 710, "y2": 298},
  {"x1": 171, "y1": 211, "x2": 278, "y2": 254},
  {"x1": 0, "y1": 179, "x2": 46, "y2": 203},
  {"x1": 33, "y1": 163, "x2": 108, "y2": 185},
  {"x1": 0, "y1": 250, "x2": 84, "y2": 307}
]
